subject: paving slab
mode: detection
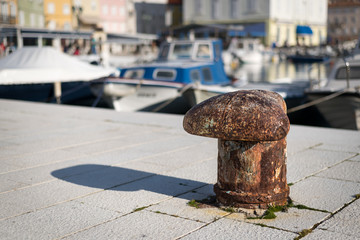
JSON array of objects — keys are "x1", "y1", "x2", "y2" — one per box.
[
  {"x1": 286, "y1": 148, "x2": 355, "y2": 183},
  {"x1": 181, "y1": 217, "x2": 298, "y2": 239},
  {"x1": 0, "y1": 100, "x2": 360, "y2": 239},
  {"x1": 316, "y1": 198, "x2": 360, "y2": 237},
  {"x1": 315, "y1": 160, "x2": 360, "y2": 182},
  {"x1": 289, "y1": 176, "x2": 359, "y2": 212},
  {"x1": 0, "y1": 200, "x2": 121, "y2": 240},
  {"x1": 63, "y1": 210, "x2": 204, "y2": 240},
  {"x1": 243, "y1": 208, "x2": 330, "y2": 233}
]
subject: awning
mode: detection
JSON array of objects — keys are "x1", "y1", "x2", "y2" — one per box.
[
  {"x1": 296, "y1": 25, "x2": 313, "y2": 35},
  {"x1": 244, "y1": 23, "x2": 266, "y2": 37},
  {"x1": 228, "y1": 23, "x2": 265, "y2": 37}
]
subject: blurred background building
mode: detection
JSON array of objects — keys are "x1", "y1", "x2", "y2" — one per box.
[
  {"x1": 0, "y1": 0, "x2": 360, "y2": 55},
  {"x1": 328, "y1": 0, "x2": 360, "y2": 44},
  {"x1": 182, "y1": 0, "x2": 328, "y2": 47}
]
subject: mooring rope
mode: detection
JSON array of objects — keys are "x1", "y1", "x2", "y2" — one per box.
[{"x1": 287, "y1": 88, "x2": 353, "y2": 114}]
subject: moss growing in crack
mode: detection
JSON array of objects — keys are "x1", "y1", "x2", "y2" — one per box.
[
  {"x1": 354, "y1": 193, "x2": 360, "y2": 199},
  {"x1": 292, "y1": 204, "x2": 329, "y2": 213},
  {"x1": 263, "y1": 205, "x2": 288, "y2": 219},
  {"x1": 133, "y1": 206, "x2": 147, "y2": 212},
  {"x1": 294, "y1": 229, "x2": 312, "y2": 240},
  {"x1": 247, "y1": 204, "x2": 289, "y2": 220},
  {"x1": 187, "y1": 199, "x2": 200, "y2": 208},
  {"x1": 223, "y1": 207, "x2": 236, "y2": 213}
]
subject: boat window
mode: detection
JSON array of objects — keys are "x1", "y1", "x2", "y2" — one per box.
[
  {"x1": 202, "y1": 67, "x2": 213, "y2": 82},
  {"x1": 172, "y1": 44, "x2": 193, "y2": 59},
  {"x1": 335, "y1": 66, "x2": 360, "y2": 80},
  {"x1": 196, "y1": 44, "x2": 211, "y2": 59},
  {"x1": 123, "y1": 69, "x2": 145, "y2": 79},
  {"x1": 158, "y1": 44, "x2": 170, "y2": 60},
  {"x1": 153, "y1": 69, "x2": 177, "y2": 81},
  {"x1": 214, "y1": 44, "x2": 220, "y2": 61},
  {"x1": 190, "y1": 69, "x2": 201, "y2": 82}
]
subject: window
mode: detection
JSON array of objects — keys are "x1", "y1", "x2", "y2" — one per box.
[
  {"x1": 119, "y1": 6, "x2": 125, "y2": 16},
  {"x1": 63, "y1": 4, "x2": 70, "y2": 15},
  {"x1": 202, "y1": 68, "x2": 213, "y2": 82},
  {"x1": 102, "y1": 5, "x2": 108, "y2": 15},
  {"x1": 19, "y1": 11, "x2": 25, "y2": 26},
  {"x1": 38, "y1": 15, "x2": 44, "y2": 27},
  {"x1": 194, "y1": 0, "x2": 202, "y2": 14},
  {"x1": 91, "y1": 0, "x2": 96, "y2": 10},
  {"x1": 47, "y1": 2, "x2": 55, "y2": 14},
  {"x1": 212, "y1": 0, "x2": 221, "y2": 19},
  {"x1": 196, "y1": 44, "x2": 211, "y2": 59},
  {"x1": 48, "y1": 20, "x2": 56, "y2": 30},
  {"x1": 173, "y1": 43, "x2": 193, "y2": 59},
  {"x1": 10, "y1": 2, "x2": 16, "y2": 17},
  {"x1": 123, "y1": 69, "x2": 145, "y2": 79},
  {"x1": 74, "y1": 0, "x2": 82, "y2": 6},
  {"x1": 30, "y1": 13, "x2": 35, "y2": 27},
  {"x1": 103, "y1": 22, "x2": 109, "y2": 32},
  {"x1": 63, "y1": 21, "x2": 71, "y2": 30},
  {"x1": 153, "y1": 69, "x2": 177, "y2": 81},
  {"x1": 190, "y1": 70, "x2": 201, "y2": 82},
  {"x1": 111, "y1": 6, "x2": 117, "y2": 15},
  {"x1": 112, "y1": 23, "x2": 117, "y2": 32},
  {"x1": 230, "y1": 0, "x2": 238, "y2": 18},
  {"x1": 159, "y1": 44, "x2": 170, "y2": 60},
  {"x1": 335, "y1": 67, "x2": 360, "y2": 80},
  {"x1": 247, "y1": 0, "x2": 257, "y2": 13},
  {"x1": 120, "y1": 23, "x2": 126, "y2": 32},
  {"x1": 1, "y1": 2, "x2": 8, "y2": 19}
]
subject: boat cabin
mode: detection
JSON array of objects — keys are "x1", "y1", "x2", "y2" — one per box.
[{"x1": 119, "y1": 39, "x2": 230, "y2": 86}]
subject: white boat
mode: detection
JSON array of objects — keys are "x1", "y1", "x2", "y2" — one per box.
[
  {"x1": 0, "y1": 47, "x2": 115, "y2": 104},
  {"x1": 225, "y1": 38, "x2": 272, "y2": 64},
  {"x1": 305, "y1": 57, "x2": 360, "y2": 130}
]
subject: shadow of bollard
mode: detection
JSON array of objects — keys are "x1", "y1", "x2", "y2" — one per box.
[{"x1": 51, "y1": 164, "x2": 211, "y2": 200}]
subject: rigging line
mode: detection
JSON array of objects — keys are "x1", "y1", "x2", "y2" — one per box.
[{"x1": 287, "y1": 88, "x2": 350, "y2": 114}]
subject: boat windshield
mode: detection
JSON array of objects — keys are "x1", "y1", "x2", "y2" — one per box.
[
  {"x1": 335, "y1": 66, "x2": 360, "y2": 80},
  {"x1": 171, "y1": 43, "x2": 193, "y2": 59}
]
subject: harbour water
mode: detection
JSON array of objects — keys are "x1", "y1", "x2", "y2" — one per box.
[
  {"x1": 226, "y1": 60, "x2": 334, "y2": 128},
  {"x1": 228, "y1": 60, "x2": 331, "y2": 85}
]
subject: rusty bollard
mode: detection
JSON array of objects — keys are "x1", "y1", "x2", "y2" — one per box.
[{"x1": 183, "y1": 90, "x2": 290, "y2": 209}]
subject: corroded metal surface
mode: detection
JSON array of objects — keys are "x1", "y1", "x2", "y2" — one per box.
[
  {"x1": 183, "y1": 90, "x2": 290, "y2": 209},
  {"x1": 214, "y1": 138, "x2": 289, "y2": 209},
  {"x1": 183, "y1": 90, "x2": 290, "y2": 141}
]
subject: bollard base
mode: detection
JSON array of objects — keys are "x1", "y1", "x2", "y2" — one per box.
[{"x1": 214, "y1": 183, "x2": 289, "y2": 209}]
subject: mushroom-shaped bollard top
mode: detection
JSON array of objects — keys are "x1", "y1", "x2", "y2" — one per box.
[
  {"x1": 183, "y1": 90, "x2": 290, "y2": 141},
  {"x1": 183, "y1": 90, "x2": 291, "y2": 209}
]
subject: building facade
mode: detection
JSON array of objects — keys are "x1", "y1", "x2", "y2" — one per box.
[
  {"x1": 43, "y1": 0, "x2": 73, "y2": 30},
  {"x1": 328, "y1": 0, "x2": 360, "y2": 44},
  {"x1": 17, "y1": 0, "x2": 44, "y2": 28},
  {"x1": 98, "y1": 0, "x2": 127, "y2": 34},
  {"x1": 0, "y1": 0, "x2": 17, "y2": 25},
  {"x1": 134, "y1": 0, "x2": 167, "y2": 35},
  {"x1": 183, "y1": 0, "x2": 328, "y2": 47}
]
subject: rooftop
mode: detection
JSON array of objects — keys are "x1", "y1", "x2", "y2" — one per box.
[{"x1": 0, "y1": 99, "x2": 359, "y2": 239}]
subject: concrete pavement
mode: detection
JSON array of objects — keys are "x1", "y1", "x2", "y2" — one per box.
[{"x1": 0, "y1": 99, "x2": 359, "y2": 239}]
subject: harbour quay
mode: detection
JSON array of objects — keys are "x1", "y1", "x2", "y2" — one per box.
[{"x1": 0, "y1": 99, "x2": 359, "y2": 239}]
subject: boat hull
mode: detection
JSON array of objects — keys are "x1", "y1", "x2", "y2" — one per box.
[
  {"x1": 0, "y1": 81, "x2": 94, "y2": 105},
  {"x1": 307, "y1": 91, "x2": 360, "y2": 130},
  {"x1": 91, "y1": 79, "x2": 193, "y2": 113}
]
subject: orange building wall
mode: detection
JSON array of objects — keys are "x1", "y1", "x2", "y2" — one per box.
[{"x1": 43, "y1": 0, "x2": 73, "y2": 30}]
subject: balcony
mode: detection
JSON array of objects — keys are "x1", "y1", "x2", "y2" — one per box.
[{"x1": 0, "y1": 15, "x2": 16, "y2": 25}]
